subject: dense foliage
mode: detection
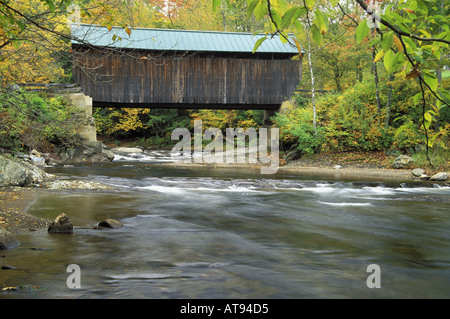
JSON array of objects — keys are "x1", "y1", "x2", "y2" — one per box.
[
  {"x1": 0, "y1": 0, "x2": 448, "y2": 168},
  {"x1": 0, "y1": 88, "x2": 83, "y2": 152}
]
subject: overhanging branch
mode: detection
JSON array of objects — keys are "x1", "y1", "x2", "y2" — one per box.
[{"x1": 354, "y1": 0, "x2": 450, "y2": 45}]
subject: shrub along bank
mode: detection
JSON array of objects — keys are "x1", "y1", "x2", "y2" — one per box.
[{"x1": 274, "y1": 77, "x2": 449, "y2": 171}]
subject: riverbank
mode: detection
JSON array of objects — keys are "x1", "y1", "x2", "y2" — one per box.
[
  {"x1": 160, "y1": 150, "x2": 448, "y2": 183},
  {"x1": 0, "y1": 188, "x2": 49, "y2": 234}
]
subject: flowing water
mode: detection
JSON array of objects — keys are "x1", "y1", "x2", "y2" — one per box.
[{"x1": 1, "y1": 150, "x2": 449, "y2": 299}]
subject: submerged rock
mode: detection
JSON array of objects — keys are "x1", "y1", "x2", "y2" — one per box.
[
  {"x1": 0, "y1": 228, "x2": 20, "y2": 250},
  {"x1": 98, "y1": 219, "x2": 123, "y2": 229},
  {"x1": 48, "y1": 213, "x2": 73, "y2": 234}
]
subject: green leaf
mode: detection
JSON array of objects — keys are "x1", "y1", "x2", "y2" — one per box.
[
  {"x1": 253, "y1": 36, "x2": 267, "y2": 53},
  {"x1": 311, "y1": 24, "x2": 323, "y2": 45},
  {"x1": 402, "y1": 36, "x2": 417, "y2": 52},
  {"x1": 270, "y1": 8, "x2": 282, "y2": 28},
  {"x1": 281, "y1": 7, "x2": 302, "y2": 29},
  {"x1": 280, "y1": 33, "x2": 288, "y2": 44},
  {"x1": 247, "y1": 0, "x2": 260, "y2": 19},
  {"x1": 395, "y1": 123, "x2": 412, "y2": 137},
  {"x1": 315, "y1": 10, "x2": 328, "y2": 35},
  {"x1": 416, "y1": 0, "x2": 429, "y2": 14},
  {"x1": 276, "y1": 0, "x2": 288, "y2": 14},
  {"x1": 294, "y1": 20, "x2": 303, "y2": 34},
  {"x1": 356, "y1": 21, "x2": 370, "y2": 44},
  {"x1": 413, "y1": 92, "x2": 423, "y2": 104},
  {"x1": 254, "y1": 0, "x2": 266, "y2": 20},
  {"x1": 383, "y1": 50, "x2": 403, "y2": 75},
  {"x1": 304, "y1": 0, "x2": 314, "y2": 11},
  {"x1": 381, "y1": 32, "x2": 394, "y2": 52},
  {"x1": 383, "y1": 50, "x2": 394, "y2": 74},
  {"x1": 212, "y1": 0, "x2": 221, "y2": 13},
  {"x1": 422, "y1": 71, "x2": 438, "y2": 92},
  {"x1": 424, "y1": 112, "x2": 432, "y2": 129}
]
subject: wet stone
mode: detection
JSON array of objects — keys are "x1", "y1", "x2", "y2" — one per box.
[
  {"x1": 48, "y1": 213, "x2": 73, "y2": 234},
  {"x1": 98, "y1": 219, "x2": 123, "y2": 229}
]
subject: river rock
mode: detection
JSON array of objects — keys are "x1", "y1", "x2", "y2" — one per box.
[
  {"x1": 411, "y1": 168, "x2": 425, "y2": 177},
  {"x1": 392, "y1": 155, "x2": 414, "y2": 169},
  {"x1": 429, "y1": 172, "x2": 448, "y2": 181},
  {"x1": 30, "y1": 156, "x2": 46, "y2": 167},
  {"x1": 48, "y1": 213, "x2": 73, "y2": 234},
  {"x1": 0, "y1": 228, "x2": 20, "y2": 250},
  {"x1": 98, "y1": 219, "x2": 123, "y2": 229},
  {"x1": 0, "y1": 155, "x2": 52, "y2": 187},
  {"x1": 1, "y1": 265, "x2": 16, "y2": 269},
  {"x1": 55, "y1": 141, "x2": 114, "y2": 165},
  {"x1": 30, "y1": 149, "x2": 42, "y2": 157}
]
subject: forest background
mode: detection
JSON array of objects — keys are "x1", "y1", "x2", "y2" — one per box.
[{"x1": 0, "y1": 0, "x2": 449, "y2": 170}]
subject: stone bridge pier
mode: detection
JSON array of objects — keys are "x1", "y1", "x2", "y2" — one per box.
[
  {"x1": 65, "y1": 93, "x2": 97, "y2": 143},
  {"x1": 55, "y1": 92, "x2": 114, "y2": 164}
]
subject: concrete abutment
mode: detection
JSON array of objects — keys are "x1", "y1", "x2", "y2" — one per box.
[{"x1": 65, "y1": 93, "x2": 97, "y2": 143}]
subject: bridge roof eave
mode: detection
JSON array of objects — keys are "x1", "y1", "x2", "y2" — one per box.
[{"x1": 71, "y1": 24, "x2": 302, "y2": 57}]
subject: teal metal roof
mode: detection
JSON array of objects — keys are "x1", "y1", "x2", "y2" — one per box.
[{"x1": 71, "y1": 24, "x2": 300, "y2": 55}]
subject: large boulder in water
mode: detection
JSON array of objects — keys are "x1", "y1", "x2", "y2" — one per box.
[
  {"x1": 48, "y1": 213, "x2": 73, "y2": 234},
  {"x1": 55, "y1": 141, "x2": 114, "y2": 165}
]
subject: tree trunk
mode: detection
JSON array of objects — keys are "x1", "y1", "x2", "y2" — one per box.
[
  {"x1": 334, "y1": 66, "x2": 342, "y2": 91},
  {"x1": 435, "y1": 55, "x2": 443, "y2": 131},
  {"x1": 372, "y1": 47, "x2": 381, "y2": 113},
  {"x1": 385, "y1": 74, "x2": 394, "y2": 127},
  {"x1": 308, "y1": 35, "x2": 317, "y2": 135}
]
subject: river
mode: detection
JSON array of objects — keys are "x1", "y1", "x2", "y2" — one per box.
[{"x1": 1, "y1": 150, "x2": 449, "y2": 299}]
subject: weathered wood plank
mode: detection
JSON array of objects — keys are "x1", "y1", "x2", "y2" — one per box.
[{"x1": 73, "y1": 49, "x2": 301, "y2": 108}]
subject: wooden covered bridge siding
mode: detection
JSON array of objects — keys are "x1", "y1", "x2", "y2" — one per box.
[{"x1": 71, "y1": 25, "x2": 302, "y2": 110}]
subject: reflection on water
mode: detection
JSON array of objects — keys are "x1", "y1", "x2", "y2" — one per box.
[{"x1": 1, "y1": 151, "x2": 449, "y2": 299}]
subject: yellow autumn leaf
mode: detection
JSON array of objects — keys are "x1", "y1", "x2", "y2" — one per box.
[
  {"x1": 393, "y1": 36, "x2": 403, "y2": 52},
  {"x1": 293, "y1": 37, "x2": 303, "y2": 58},
  {"x1": 374, "y1": 50, "x2": 384, "y2": 62}
]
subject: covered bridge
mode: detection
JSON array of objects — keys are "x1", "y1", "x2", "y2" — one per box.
[{"x1": 71, "y1": 24, "x2": 302, "y2": 110}]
